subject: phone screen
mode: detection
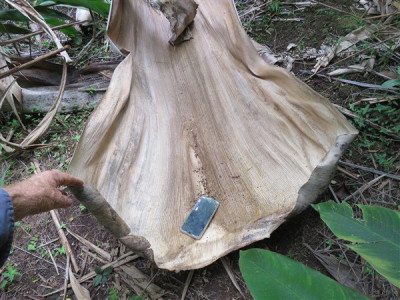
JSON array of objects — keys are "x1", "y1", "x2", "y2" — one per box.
[{"x1": 181, "y1": 197, "x2": 219, "y2": 239}]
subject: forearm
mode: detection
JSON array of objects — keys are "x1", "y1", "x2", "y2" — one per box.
[{"x1": 0, "y1": 189, "x2": 14, "y2": 267}]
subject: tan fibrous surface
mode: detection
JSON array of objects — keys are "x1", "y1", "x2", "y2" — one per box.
[{"x1": 69, "y1": 0, "x2": 357, "y2": 271}]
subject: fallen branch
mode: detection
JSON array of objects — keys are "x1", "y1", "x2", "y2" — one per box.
[
  {"x1": 180, "y1": 270, "x2": 193, "y2": 300},
  {"x1": 0, "y1": 45, "x2": 70, "y2": 80},
  {"x1": 221, "y1": 257, "x2": 246, "y2": 298},
  {"x1": 14, "y1": 245, "x2": 66, "y2": 271},
  {"x1": 339, "y1": 160, "x2": 400, "y2": 181},
  {"x1": 343, "y1": 174, "x2": 386, "y2": 202},
  {"x1": 42, "y1": 253, "x2": 138, "y2": 297},
  {"x1": 62, "y1": 255, "x2": 70, "y2": 300},
  {"x1": 5, "y1": 0, "x2": 71, "y2": 62},
  {"x1": 67, "y1": 228, "x2": 112, "y2": 262},
  {"x1": 314, "y1": 33, "x2": 400, "y2": 75},
  {"x1": 119, "y1": 264, "x2": 165, "y2": 299},
  {"x1": 333, "y1": 104, "x2": 400, "y2": 140}
]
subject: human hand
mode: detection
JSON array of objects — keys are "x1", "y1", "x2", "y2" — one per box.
[{"x1": 3, "y1": 170, "x2": 84, "y2": 221}]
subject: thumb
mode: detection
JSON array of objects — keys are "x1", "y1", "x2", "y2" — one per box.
[{"x1": 53, "y1": 190, "x2": 73, "y2": 209}]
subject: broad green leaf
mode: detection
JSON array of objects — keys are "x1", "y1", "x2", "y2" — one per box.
[
  {"x1": 239, "y1": 249, "x2": 369, "y2": 300},
  {"x1": 0, "y1": 6, "x2": 71, "y2": 22},
  {"x1": 313, "y1": 201, "x2": 400, "y2": 288},
  {"x1": 42, "y1": 0, "x2": 110, "y2": 17},
  {"x1": 382, "y1": 79, "x2": 400, "y2": 88},
  {"x1": 0, "y1": 23, "x2": 30, "y2": 34},
  {"x1": 44, "y1": 17, "x2": 80, "y2": 38},
  {"x1": 0, "y1": 9, "x2": 28, "y2": 22},
  {"x1": 35, "y1": 6, "x2": 73, "y2": 21}
]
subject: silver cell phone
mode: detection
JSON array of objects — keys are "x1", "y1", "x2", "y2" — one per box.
[{"x1": 181, "y1": 196, "x2": 219, "y2": 239}]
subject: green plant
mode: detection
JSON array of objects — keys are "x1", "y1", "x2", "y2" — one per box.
[
  {"x1": 108, "y1": 286, "x2": 121, "y2": 300},
  {"x1": 313, "y1": 201, "x2": 400, "y2": 288},
  {"x1": 87, "y1": 86, "x2": 97, "y2": 95},
  {"x1": 27, "y1": 164, "x2": 37, "y2": 174},
  {"x1": 239, "y1": 249, "x2": 369, "y2": 300},
  {"x1": 0, "y1": 263, "x2": 21, "y2": 289},
  {"x1": 93, "y1": 266, "x2": 113, "y2": 287},
  {"x1": 381, "y1": 67, "x2": 400, "y2": 88},
  {"x1": 268, "y1": 1, "x2": 281, "y2": 14},
  {"x1": 0, "y1": 165, "x2": 10, "y2": 187},
  {"x1": 79, "y1": 204, "x2": 87, "y2": 211},
  {"x1": 59, "y1": 222, "x2": 67, "y2": 229},
  {"x1": 27, "y1": 235, "x2": 39, "y2": 251},
  {"x1": 0, "y1": 0, "x2": 110, "y2": 35}
]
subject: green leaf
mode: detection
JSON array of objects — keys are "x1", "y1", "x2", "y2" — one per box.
[
  {"x1": 35, "y1": 6, "x2": 73, "y2": 21},
  {"x1": 46, "y1": 0, "x2": 110, "y2": 17},
  {"x1": 94, "y1": 266, "x2": 102, "y2": 274},
  {"x1": 313, "y1": 201, "x2": 400, "y2": 288},
  {"x1": 44, "y1": 17, "x2": 80, "y2": 38},
  {"x1": 239, "y1": 249, "x2": 369, "y2": 300},
  {"x1": 93, "y1": 275, "x2": 102, "y2": 287},
  {"x1": 102, "y1": 266, "x2": 113, "y2": 276},
  {"x1": 0, "y1": 9, "x2": 28, "y2": 22},
  {"x1": 0, "y1": 280, "x2": 8, "y2": 289},
  {"x1": 0, "y1": 166, "x2": 10, "y2": 187},
  {"x1": 382, "y1": 79, "x2": 400, "y2": 88},
  {"x1": 0, "y1": 23, "x2": 30, "y2": 34}
]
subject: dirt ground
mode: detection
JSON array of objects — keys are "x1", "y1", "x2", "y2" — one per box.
[{"x1": 1, "y1": 0, "x2": 399, "y2": 299}]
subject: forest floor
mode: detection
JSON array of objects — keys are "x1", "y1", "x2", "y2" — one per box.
[{"x1": 0, "y1": 0, "x2": 399, "y2": 299}]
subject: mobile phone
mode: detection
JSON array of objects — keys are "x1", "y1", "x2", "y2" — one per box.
[{"x1": 181, "y1": 196, "x2": 219, "y2": 239}]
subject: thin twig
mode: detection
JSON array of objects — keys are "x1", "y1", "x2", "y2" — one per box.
[
  {"x1": 63, "y1": 255, "x2": 70, "y2": 300},
  {"x1": 314, "y1": 33, "x2": 400, "y2": 76},
  {"x1": 0, "y1": 45, "x2": 70, "y2": 80},
  {"x1": 48, "y1": 248, "x2": 60, "y2": 275},
  {"x1": 343, "y1": 174, "x2": 386, "y2": 202},
  {"x1": 42, "y1": 253, "x2": 138, "y2": 297},
  {"x1": 14, "y1": 245, "x2": 66, "y2": 271},
  {"x1": 221, "y1": 257, "x2": 246, "y2": 298},
  {"x1": 339, "y1": 161, "x2": 400, "y2": 181},
  {"x1": 181, "y1": 270, "x2": 194, "y2": 300},
  {"x1": 333, "y1": 104, "x2": 400, "y2": 140},
  {"x1": 329, "y1": 185, "x2": 340, "y2": 204}
]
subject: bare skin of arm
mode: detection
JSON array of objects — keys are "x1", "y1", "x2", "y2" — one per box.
[{"x1": 3, "y1": 170, "x2": 84, "y2": 221}]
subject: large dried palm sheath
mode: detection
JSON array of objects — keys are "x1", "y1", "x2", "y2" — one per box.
[{"x1": 69, "y1": 0, "x2": 357, "y2": 271}]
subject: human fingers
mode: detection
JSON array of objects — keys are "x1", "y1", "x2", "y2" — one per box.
[
  {"x1": 51, "y1": 189, "x2": 73, "y2": 209},
  {"x1": 47, "y1": 170, "x2": 84, "y2": 187}
]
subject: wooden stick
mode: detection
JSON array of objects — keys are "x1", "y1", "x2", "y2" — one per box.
[
  {"x1": 314, "y1": 33, "x2": 400, "y2": 76},
  {"x1": 333, "y1": 104, "x2": 400, "y2": 140},
  {"x1": 337, "y1": 166, "x2": 360, "y2": 180},
  {"x1": 42, "y1": 253, "x2": 138, "y2": 297},
  {"x1": 181, "y1": 270, "x2": 194, "y2": 300},
  {"x1": 328, "y1": 185, "x2": 340, "y2": 204},
  {"x1": 221, "y1": 257, "x2": 246, "y2": 298},
  {"x1": 62, "y1": 255, "x2": 70, "y2": 300},
  {"x1": 0, "y1": 21, "x2": 86, "y2": 46},
  {"x1": 67, "y1": 228, "x2": 112, "y2": 261},
  {"x1": 0, "y1": 45, "x2": 70, "y2": 80},
  {"x1": 343, "y1": 174, "x2": 386, "y2": 202},
  {"x1": 14, "y1": 245, "x2": 65, "y2": 271},
  {"x1": 48, "y1": 248, "x2": 60, "y2": 275},
  {"x1": 50, "y1": 210, "x2": 80, "y2": 273},
  {"x1": 339, "y1": 161, "x2": 400, "y2": 181}
]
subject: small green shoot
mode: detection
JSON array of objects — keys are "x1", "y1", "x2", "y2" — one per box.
[
  {"x1": 27, "y1": 235, "x2": 39, "y2": 251},
  {"x1": 0, "y1": 263, "x2": 21, "y2": 289},
  {"x1": 93, "y1": 266, "x2": 113, "y2": 287}
]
